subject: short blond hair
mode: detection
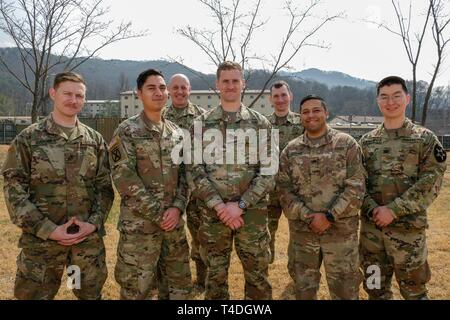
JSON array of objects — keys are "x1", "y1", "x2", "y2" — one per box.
[
  {"x1": 216, "y1": 61, "x2": 243, "y2": 80},
  {"x1": 53, "y1": 71, "x2": 86, "y2": 89}
]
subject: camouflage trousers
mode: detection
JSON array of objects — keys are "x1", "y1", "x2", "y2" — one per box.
[
  {"x1": 157, "y1": 199, "x2": 206, "y2": 299},
  {"x1": 186, "y1": 199, "x2": 207, "y2": 285},
  {"x1": 115, "y1": 226, "x2": 192, "y2": 300},
  {"x1": 360, "y1": 220, "x2": 431, "y2": 300},
  {"x1": 267, "y1": 193, "x2": 282, "y2": 264},
  {"x1": 198, "y1": 207, "x2": 272, "y2": 300},
  {"x1": 288, "y1": 216, "x2": 361, "y2": 300},
  {"x1": 14, "y1": 232, "x2": 107, "y2": 300}
]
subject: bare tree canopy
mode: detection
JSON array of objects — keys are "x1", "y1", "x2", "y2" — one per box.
[
  {"x1": 0, "y1": 0, "x2": 147, "y2": 122},
  {"x1": 422, "y1": 0, "x2": 450, "y2": 125},
  {"x1": 176, "y1": 0, "x2": 342, "y2": 106},
  {"x1": 369, "y1": 0, "x2": 449, "y2": 126}
]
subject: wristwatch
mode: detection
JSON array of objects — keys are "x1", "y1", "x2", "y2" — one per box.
[
  {"x1": 325, "y1": 210, "x2": 335, "y2": 223},
  {"x1": 238, "y1": 199, "x2": 248, "y2": 211}
]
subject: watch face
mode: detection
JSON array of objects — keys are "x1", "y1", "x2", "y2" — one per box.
[{"x1": 239, "y1": 201, "x2": 246, "y2": 209}]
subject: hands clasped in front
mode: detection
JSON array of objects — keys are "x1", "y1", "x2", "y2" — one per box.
[
  {"x1": 48, "y1": 217, "x2": 97, "y2": 246},
  {"x1": 306, "y1": 213, "x2": 332, "y2": 235},
  {"x1": 214, "y1": 202, "x2": 244, "y2": 230}
]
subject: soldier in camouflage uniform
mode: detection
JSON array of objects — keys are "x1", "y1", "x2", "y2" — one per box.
[
  {"x1": 1, "y1": 72, "x2": 114, "y2": 300},
  {"x1": 277, "y1": 95, "x2": 365, "y2": 300},
  {"x1": 265, "y1": 81, "x2": 303, "y2": 264},
  {"x1": 359, "y1": 76, "x2": 447, "y2": 300},
  {"x1": 110, "y1": 69, "x2": 192, "y2": 300},
  {"x1": 188, "y1": 61, "x2": 276, "y2": 300},
  {"x1": 162, "y1": 74, "x2": 207, "y2": 292}
]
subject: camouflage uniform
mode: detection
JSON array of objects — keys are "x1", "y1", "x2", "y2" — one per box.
[
  {"x1": 266, "y1": 111, "x2": 303, "y2": 263},
  {"x1": 359, "y1": 118, "x2": 447, "y2": 300},
  {"x1": 277, "y1": 126, "x2": 365, "y2": 300},
  {"x1": 188, "y1": 104, "x2": 275, "y2": 300},
  {"x1": 110, "y1": 111, "x2": 192, "y2": 300},
  {"x1": 162, "y1": 102, "x2": 207, "y2": 291},
  {"x1": 1, "y1": 114, "x2": 114, "y2": 300}
]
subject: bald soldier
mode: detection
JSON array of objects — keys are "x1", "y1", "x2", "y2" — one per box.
[
  {"x1": 110, "y1": 69, "x2": 192, "y2": 300},
  {"x1": 1, "y1": 71, "x2": 114, "y2": 299},
  {"x1": 162, "y1": 74, "x2": 206, "y2": 290},
  {"x1": 265, "y1": 81, "x2": 303, "y2": 263},
  {"x1": 359, "y1": 76, "x2": 447, "y2": 300},
  {"x1": 277, "y1": 95, "x2": 365, "y2": 300}
]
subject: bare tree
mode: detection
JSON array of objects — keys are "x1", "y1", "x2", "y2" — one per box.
[
  {"x1": 369, "y1": 0, "x2": 432, "y2": 122},
  {"x1": 422, "y1": 0, "x2": 450, "y2": 125},
  {"x1": 176, "y1": 0, "x2": 342, "y2": 106},
  {"x1": 0, "y1": 0, "x2": 147, "y2": 122},
  {"x1": 370, "y1": 0, "x2": 450, "y2": 126}
]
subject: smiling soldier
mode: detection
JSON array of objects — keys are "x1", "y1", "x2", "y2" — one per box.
[{"x1": 1, "y1": 71, "x2": 114, "y2": 300}]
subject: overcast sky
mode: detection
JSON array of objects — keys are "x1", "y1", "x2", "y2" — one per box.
[{"x1": 1, "y1": 0, "x2": 449, "y2": 86}]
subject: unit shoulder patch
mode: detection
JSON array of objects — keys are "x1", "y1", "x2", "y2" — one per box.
[
  {"x1": 433, "y1": 144, "x2": 447, "y2": 163},
  {"x1": 109, "y1": 136, "x2": 128, "y2": 165}
]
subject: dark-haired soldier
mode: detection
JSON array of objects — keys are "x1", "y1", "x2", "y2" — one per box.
[
  {"x1": 110, "y1": 69, "x2": 192, "y2": 299},
  {"x1": 277, "y1": 95, "x2": 365, "y2": 299},
  {"x1": 2, "y1": 72, "x2": 114, "y2": 299},
  {"x1": 359, "y1": 76, "x2": 447, "y2": 300},
  {"x1": 265, "y1": 80, "x2": 303, "y2": 263}
]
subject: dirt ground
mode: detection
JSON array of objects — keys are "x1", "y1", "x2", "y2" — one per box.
[{"x1": 0, "y1": 144, "x2": 448, "y2": 300}]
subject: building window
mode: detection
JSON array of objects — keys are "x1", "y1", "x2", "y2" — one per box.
[
  {"x1": 125, "y1": 105, "x2": 128, "y2": 109},
  {"x1": 135, "y1": 105, "x2": 139, "y2": 109},
  {"x1": 197, "y1": 96, "x2": 201, "y2": 99},
  {"x1": 208, "y1": 95, "x2": 211, "y2": 99},
  {"x1": 261, "y1": 104, "x2": 265, "y2": 108},
  {"x1": 124, "y1": 96, "x2": 128, "y2": 100},
  {"x1": 250, "y1": 95, "x2": 254, "y2": 99},
  {"x1": 208, "y1": 105, "x2": 211, "y2": 108}
]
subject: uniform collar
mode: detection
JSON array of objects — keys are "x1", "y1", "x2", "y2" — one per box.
[
  {"x1": 300, "y1": 125, "x2": 334, "y2": 147},
  {"x1": 43, "y1": 113, "x2": 84, "y2": 140},
  {"x1": 379, "y1": 118, "x2": 413, "y2": 138},
  {"x1": 140, "y1": 111, "x2": 168, "y2": 137},
  {"x1": 267, "y1": 110, "x2": 298, "y2": 124},
  {"x1": 208, "y1": 103, "x2": 250, "y2": 121},
  {"x1": 165, "y1": 101, "x2": 197, "y2": 117}
]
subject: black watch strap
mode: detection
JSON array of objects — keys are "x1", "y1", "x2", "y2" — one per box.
[{"x1": 325, "y1": 210, "x2": 335, "y2": 222}]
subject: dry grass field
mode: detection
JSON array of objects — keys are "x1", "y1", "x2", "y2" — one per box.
[{"x1": 0, "y1": 144, "x2": 448, "y2": 300}]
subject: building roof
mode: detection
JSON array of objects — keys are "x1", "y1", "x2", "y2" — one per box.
[
  {"x1": 329, "y1": 115, "x2": 384, "y2": 126},
  {"x1": 85, "y1": 100, "x2": 119, "y2": 104},
  {"x1": 0, "y1": 116, "x2": 32, "y2": 124}
]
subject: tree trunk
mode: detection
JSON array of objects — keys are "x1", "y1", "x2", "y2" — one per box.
[{"x1": 411, "y1": 67, "x2": 417, "y2": 122}]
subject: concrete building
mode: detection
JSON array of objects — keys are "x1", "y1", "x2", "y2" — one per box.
[
  {"x1": 120, "y1": 89, "x2": 272, "y2": 118},
  {"x1": 80, "y1": 100, "x2": 120, "y2": 118}
]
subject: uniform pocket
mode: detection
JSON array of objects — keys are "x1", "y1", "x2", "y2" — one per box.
[
  {"x1": 17, "y1": 251, "x2": 46, "y2": 284},
  {"x1": 79, "y1": 144, "x2": 98, "y2": 178}
]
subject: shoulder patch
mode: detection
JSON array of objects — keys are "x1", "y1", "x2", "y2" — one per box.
[
  {"x1": 108, "y1": 136, "x2": 128, "y2": 165},
  {"x1": 434, "y1": 144, "x2": 447, "y2": 163}
]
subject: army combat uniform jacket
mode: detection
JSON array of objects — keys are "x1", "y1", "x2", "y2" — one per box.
[
  {"x1": 277, "y1": 126, "x2": 366, "y2": 224},
  {"x1": 359, "y1": 118, "x2": 447, "y2": 229},
  {"x1": 266, "y1": 111, "x2": 303, "y2": 153},
  {"x1": 163, "y1": 102, "x2": 206, "y2": 130},
  {"x1": 188, "y1": 104, "x2": 276, "y2": 210},
  {"x1": 109, "y1": 112, "x2": 188, "y2": 233},
  {"x1": 1, "y1": 114, "x2": 114, "y2": 244}
]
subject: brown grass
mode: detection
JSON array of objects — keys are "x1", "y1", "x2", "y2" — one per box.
[{"x1": 0, "y1": 144, "x2": 448, "y2": 300}]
